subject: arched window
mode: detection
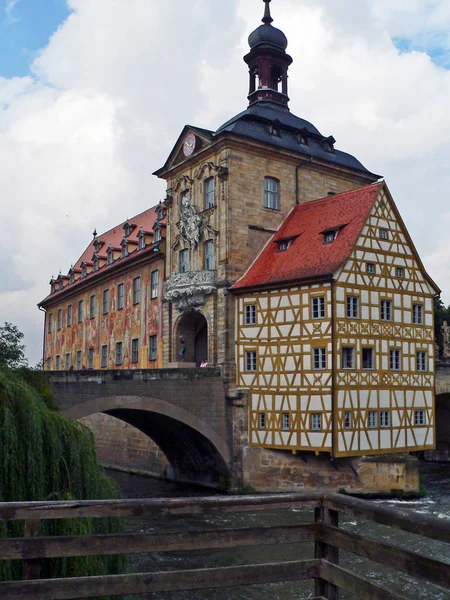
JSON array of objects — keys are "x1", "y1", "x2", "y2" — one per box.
[{"x1": 264, "y1": 177, "x2": 280, "y2": 210}]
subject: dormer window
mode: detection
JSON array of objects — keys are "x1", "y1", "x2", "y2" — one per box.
[
  {"x1": 321, "y1": 136, "x2": 336, "y2": 154},
  {"x1": 81, "y1": 263, "x2": 87, "y2": 278},
  {"x1": 277, "y1": 240, "x2": 290, "y2": 253},
  {"x1": 121, "y1": 242, "x2": 128, "y2": 258},
  {"x1": 93, "y1": 256, "x2": 99, "y2": 272},
  {"x1": 107, "y1": 244, "x2": 114, "y2": 265},
  {"x1": 297, "y1": 134, "x2": 308, "y2": 145},
  {"x1": 269, "y1": 121, "x2": 280, "y2": 137},
  {"x1": 154, "y1": 225, "x2": 161, "y2": 243},
  {"x1": 156, "y1": 202, "x2": 165, "y2": 222},
  {"x1": 69, "y1": 270, "x2": 75, "y2": 284},
  {"x1": 58, "y1": 279, "x2": 63, "y2": 291},
  {"x1": 324, "y1": 230, "x2": 337, "y2": 245},
  {"x1": 138, "y1": 235, "x2": 145, "y2": 250},
  {"x1": 123, "y1": 221, "x2": 132, "y2": 238},
  {"x1": 93, "y1": 239, "x2": 102, "y2": 253}
]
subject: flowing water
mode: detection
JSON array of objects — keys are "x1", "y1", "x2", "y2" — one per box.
[{"x1": 108, "y1": 463, "x2": 450, "y2": 600}]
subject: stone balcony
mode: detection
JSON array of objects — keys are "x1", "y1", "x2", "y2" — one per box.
[{"x1": 165, "y1": 270, "x2": 217, "y2": 312}]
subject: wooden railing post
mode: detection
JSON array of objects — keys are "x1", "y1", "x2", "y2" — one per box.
[
  {"x1": 315, "y1": 506, "x2": 339, "y2": 599},
  {"x1": 23, "y1": 519, "x2": 41, "y2": 580}
]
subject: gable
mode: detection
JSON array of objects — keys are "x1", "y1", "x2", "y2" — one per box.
[
  {"x1": 336, "y1": 186, "x2": 440, "y2": 296},
  {"x1": 153, "y1": 125, "x2": 215, "y2": 178}
]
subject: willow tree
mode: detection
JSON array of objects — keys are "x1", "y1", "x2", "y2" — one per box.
[{"x1": 0, "y1": 367, "x2": 125, "y2": 583}]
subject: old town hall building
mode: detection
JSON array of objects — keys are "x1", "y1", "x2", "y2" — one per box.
[{"x1": 40, "y1": 0, "x2": 438, "y2": 465}]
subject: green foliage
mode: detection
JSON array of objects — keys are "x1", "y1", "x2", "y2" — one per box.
[
  {"x1": 0, "y1": 367, "x2": 126, "y2": 588},
  {"x1": 0, "y1": 322, "x2": 28, "y2": 369},
  {"x1": 434, "y1": 297, "x2": 449, "y2": 357}
]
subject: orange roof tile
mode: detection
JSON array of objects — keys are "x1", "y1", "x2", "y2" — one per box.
[{"x1": 232, "y1": 183, "x2": 383, "y2": 291}]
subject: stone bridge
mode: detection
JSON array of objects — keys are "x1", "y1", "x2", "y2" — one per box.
[{"x1": 49, "y1": 368, "x2": 238, "y2": 488}]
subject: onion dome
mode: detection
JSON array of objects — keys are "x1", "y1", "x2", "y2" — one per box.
[{"x1": 248, "y1": 0, "x2": 288, "y2": 50}]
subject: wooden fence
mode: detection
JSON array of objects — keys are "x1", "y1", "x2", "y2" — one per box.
[{"x1": 0, "y1": 492, "x2": 449, "y2": 599}]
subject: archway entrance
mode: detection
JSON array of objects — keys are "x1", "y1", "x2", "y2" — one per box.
[{"x1": 177, "y1": 312, "x2": 208, "y2": 365}]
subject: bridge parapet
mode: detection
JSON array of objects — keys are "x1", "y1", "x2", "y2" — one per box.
[{"x1": 436, "y1": 359, "x2": 450, "y2": 396}]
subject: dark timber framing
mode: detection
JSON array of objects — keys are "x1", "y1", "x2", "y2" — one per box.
[{"x1": 0, "y1": 492, "x2": 449, "y2": 600}]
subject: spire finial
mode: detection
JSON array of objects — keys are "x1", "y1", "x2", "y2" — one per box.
[{"x1": 262, "y1": 0, "x2": 273, "y2": 25}]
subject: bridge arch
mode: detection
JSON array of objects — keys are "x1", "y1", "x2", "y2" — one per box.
[{"x1": 63, "y1": 395, "x2": 230, "y2": 488}]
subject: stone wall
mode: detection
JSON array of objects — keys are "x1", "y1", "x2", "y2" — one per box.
[{"x1": 80, "y1": 413, "x2": 168, "y2": 477}]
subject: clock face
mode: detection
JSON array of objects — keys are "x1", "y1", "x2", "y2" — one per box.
[{"x1": 183, "y1": 133, "x2": 196, "y2": 157}]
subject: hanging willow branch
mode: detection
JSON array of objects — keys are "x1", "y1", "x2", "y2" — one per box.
[{"x1": 0, "y1": 368, "x2": 126, "y2": 595}]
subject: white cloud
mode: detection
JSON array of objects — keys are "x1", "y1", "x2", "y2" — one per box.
[
  {"x1": 1, "y1": 0, "x2": 450, "y2": 363},
  {"x1": 4, "y1": 0, "x2": 20, "y2": 24}
]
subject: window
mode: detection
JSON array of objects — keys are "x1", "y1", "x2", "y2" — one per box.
[
  {"x1": 390, "y1": 349, "x2": 401, "y2": 371},
  {"x1": 264, "y1": 177, "x2": 279, "y2": 210},
  {"x1": 57, "y1": 309, "x2": 62, "y2": 330},
  {"x1": 58, "y1": 279, "x2": 63, "y2": 291},
  {"x1": 344, "y1": 412, "x2": 352, "y2": 429},
  {"x1": 65, "y1": 354, "x2": 70, "y2": 370},
  {"x1": 131, "y1": 338, "x2": 139, "y2": 364},
  {"x1": 379, "y1": 228, "x2": 388, "y2": 240},
  {"x1": 380, "y1": 411, "x2": 391, "y2": 428},
  {"x1": 102, "y1": 289, "x2": 110, "y2": 314},
  {"x1": 414, "y1": 410, "x2": 426, "y2": 426},
  {"x1": 346, "y1": 296, "x2": 359, "y2": 319},
  {"x1": 107, "y1": 249, "x2": 114, "y2": 265},
  {"x1": 48, "y1": 313, "x2": 53, "y2": 334},
  {"x1": 101, "y1": 345, "x2": 108, "y2": 368},
  {"x1": 258, "y1": 413, "x2": 266, "y2": 430},
  {"x1": 362, "y1": 348, "x2": 374, "y2": 370},
  {"x1": 154, "y1": 226, "x2": 161, "y2": 243},
  {"x1": 313, "y1": 348, "x2": 326, "y2": 370},
  {"x1": 69, "y1": 272, "x2": 75, "y2": 284},
  {"x1": 46, "y1": 358, "x2": 51, "y2": 371},
  {"x1": 277, "y1": 240, "x2": 290, "y2": 253},
  {"x1": 117, "y1": 283, "x2": 124, "y2": 310},
  {"x1": 366, "y1": 263, "x2": 375, "y2": 275},
  {"x1": 115, "y1": 342, "x2": 123, "y2": 366},
  {"x1": 311, "y1": 414, "x2": 322, "y2": 431},
  {"x1": 180, "y1": 249, "x2": 189, "y2": 273},
  {"x1": 76, "y1": 351, "x2": 82, "y2": 370},
  {"x1": 381, "y1": 300, "x2": 392, "y2": 321},
  {"x1": 121, "y1": 243, "x2": 128, "y2": 258},
  {"x1": 56, "y1": 355, "x2": 60, "y2": 371},
  {"x1": 88, "y1": 348, "x2": 94, "y2": 370},
  {"x1": 81, "y1": 264, "x2": 87, "y2": 278},
  {"x1": 133, "y1": 277, "x2": 141, "y2": 305},
  {"x1": 396, "y1": 267, "x2": 404, "y2": 278},
  {"x1": 311, "y1": 296, "x2": 325, "y2": 319},
  {"x1": 245, "y1": 351, "x2": 257, "y2": 372},
  {"x1": 151, "y1": 270, "x2": 159, "y2": 299},
  {"x1": 89, "y1": 295, "x2": 96, "y2": 319},
  {"x1": 93, "y1": 257, "x2": 99, "y2": 272},
  {"x1": 78, "y1": 300, "x2": 83, "y2": 323},
  {"x1": 204, "y1": 240, "x2": 214, "y2": 270},
  {"x1": 138, "y1": 234, "x2": 145, "y2": 250},
  {"x1": 282, "y1": 413, "x2": 290, "y2": 431},
  {"x1": 413, "y1": 304, "x2": 423, "y2": 325},
  {"x1": 205, "y1": 177, "x2": 215, "y2": 208},
  {"x1": 149, "y1": 335, "x2": 158, "y2": 361},
  {"x1": 324, "y1": 230, "x2": 336, "y2": 244},
  {"x1": 67, "y1": 305, "x2": 72, "y2": 327},
  {"x1": 342, "y1": 347, "x2": 354, "y2": 369},
  {"x1": 245, "y1": 305, "x2": 256, "y2": 325},
  {"x1": 416, "y1": 351, "x2": 427, "y2": 372},
  {"x1": 368, "y1": 411, "x2": 377, "y2": 428}
]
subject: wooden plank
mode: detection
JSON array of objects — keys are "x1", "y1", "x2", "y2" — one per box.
[
  {"x1": 324, "y1": 493, "x2": 450, "y2": 543},
  {"x1": 320, "y1": 524, "x2": 450, "y2": 590},
  {"x1": 23, "y1": 519, "x2": 41, "y2": 581},
  {"x1": 0, "y1": 493, "x2": 324, "y2": 521},
  {"x1": 0, "y1": 523, "x2": 318, "y2": 560},
  {"x1": 320, "y1": 561, "x2": 408, "y2": 600},
  {"x1": 0, "y1": 559, "x2": 321, "y2": 599},
  {"x1": 315, "y1": 508, "x2": 339, "y2": 600}
]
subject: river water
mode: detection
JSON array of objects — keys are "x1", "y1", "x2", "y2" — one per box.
[{"x1": 107, "y1": 463, "x2": 450, "y2": 600}]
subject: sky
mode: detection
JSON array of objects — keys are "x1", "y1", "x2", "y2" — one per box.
[{"x1": 1, "y1": 0, "x2": 450, "y2": 365}]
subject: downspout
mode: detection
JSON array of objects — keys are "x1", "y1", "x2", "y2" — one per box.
[
  {"x1": 38, "y1": 305, "x2": 46, "y2": 369},
  {"x1": 295, "y1": 156, "x2": 313, "y2": 205}
]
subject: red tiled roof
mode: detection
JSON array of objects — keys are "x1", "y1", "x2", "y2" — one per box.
[
  {"x1": 39, "y1": 205, "x2": 164, "y2": 306},
  {"x1": 232, "y1": 183, "x2": 383, "y2": 291}
]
